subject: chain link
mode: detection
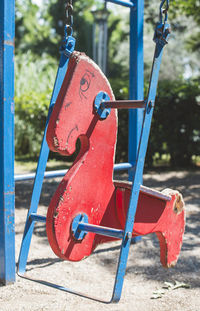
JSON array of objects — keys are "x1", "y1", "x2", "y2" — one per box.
[
  {"x1": 159, "y1": 0, "x2": 169, "y2": 23},
  {"x1": 65, "y1": 0, "x2": 73, "y2": 36}
]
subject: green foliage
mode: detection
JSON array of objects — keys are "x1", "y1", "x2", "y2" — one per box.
[
  {"x1": 171, "y1": 0, "x2": 200, "y2": 23},
  {"x1": 15, "y1": 92, "x2": 48, "y2": 156},
  {"x1": 15, "y1": 53, "x2": 57, "y2": 156},
  {"x1": 115, "y1": 78, "x2": 200, "y2": 167},
  {"x1": 170, "y1": 0, "x2": 200, "y2": 52},
  {"x1": 146, "y1": 79, "x2": 200, "y2": 167},
  {"x1": 16, "y1": 0, "x2": 95, "y2": 57},
  {"x1": 15, "y1": 0, "x2": 57, "y2": 56}
]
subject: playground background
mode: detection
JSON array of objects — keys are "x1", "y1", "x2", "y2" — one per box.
[
  {"x1": 15, "y1": 0, "x2": 200, "y2": 167},
  {"x1": 0, "y1": 166, "x2": 200, "y2": 310}
]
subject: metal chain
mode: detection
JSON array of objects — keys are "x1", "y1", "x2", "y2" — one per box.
[
  {"x1": 65, "y1": 0, "x2": 73, "y2": 36},
  {"x1": 154, "y1": 0, "x2": 170, "y2": 45},
  {"x1": 159, "y1": 0, "x2": 169, "y2": 24}
]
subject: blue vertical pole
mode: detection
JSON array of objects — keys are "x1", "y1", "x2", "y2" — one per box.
[
  {"x1": 0, "y1": 0, "x2": 15, "y2": 284},
  {"x1": 129, "y1": 0, "x2": 144, "y2": 243},
  {"x1": 129, "y1": 0, "x2": 144, "y2": 180}
]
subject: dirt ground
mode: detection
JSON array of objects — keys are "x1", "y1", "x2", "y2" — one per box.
[{"x1": 0, "y1": 169, "x2": 200, "y2": 311}]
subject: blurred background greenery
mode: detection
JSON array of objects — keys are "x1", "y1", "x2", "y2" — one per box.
[{"x1": 15, "y1": 0, "x2": 200, "y2": 168}]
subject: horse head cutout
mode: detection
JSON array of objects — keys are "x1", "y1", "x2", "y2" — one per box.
[{"x1": 47, "y1": 51, "x2": 117, "y2": 158}]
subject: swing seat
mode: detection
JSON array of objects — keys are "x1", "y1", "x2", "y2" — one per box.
[
  {"x1": 114, "y1": 181, "x2": 185, "y2": 267},
  {"x1": 46, "y1": 51, "x2": 185, "y2": 268},
  {"x1": 17, "y1": 0, "x2": 179, "y2": 303}
]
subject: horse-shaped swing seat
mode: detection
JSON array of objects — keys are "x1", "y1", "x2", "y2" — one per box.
[{"x1": 46, "y1": 51, "x2": 185, "y2": 268}]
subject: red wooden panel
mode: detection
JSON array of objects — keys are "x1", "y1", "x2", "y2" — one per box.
[
  {"x1": 114, "y1": 184, "x2": 185, "y2": 267},
  {"x1": 46, "y1": 52, "x2": 118, "y2": 261}
]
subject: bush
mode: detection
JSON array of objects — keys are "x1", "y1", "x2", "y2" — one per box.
[
  {"x1": 15, "y1": 90, "x2": 51, "y2": 156},
  {"x1": 147, "y1": 79, "x2": 200, "y2": 167},
  {"x1": 113, "y1": 78, "x2": 200, "y2": 168},
  {"x1": 15, "y1": 53, "x2": 57, "y2": 156}
]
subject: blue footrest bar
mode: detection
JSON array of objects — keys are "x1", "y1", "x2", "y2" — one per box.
[
  {"x1": 78, "y1": 223, "x2": 124, "y2": 239},
  {"x1": 30, "y1": 214, "x2": 46, "y2": 223},
  {"x1": 71, "y1": 213, "x2": 124, "y2": 240}
]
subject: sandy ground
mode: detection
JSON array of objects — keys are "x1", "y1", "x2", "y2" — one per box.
[{"x1": 0, "y1": 169, "x2": 200, "y2": 311}]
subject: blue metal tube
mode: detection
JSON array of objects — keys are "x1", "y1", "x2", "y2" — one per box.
[
  {"x1": 128, "y1": 0, "x2": 144, "y2": 181},
  {"x1": 112, "y1": 5, "x2": 168, "y2": 302},
  {"x1": 112, "y1": 0, "x2": 144, "y2": 302},
  {"x1": 78, "y1": 223, "x2": 124, "y2": 239},
  {"x1": 0, "y1": 0, "x2": 15, "y2": 285},
  {"x1": 30, "y1": 214, "x2": 46, "y2": 223},
  {"x1": 128, "y1": 0, "x2": 144, "y2": 245},
  {"x1": 105, "y1": 0, "x2": 134, "y2": 8},
  {"x1": 15, "y1": 163, "x2": 133, "y2": 182},
  {"x1": 15, "y1": 169, "x2": 67, "y2": 182},
  {"x1": 114, "y1": 162, "x2": 132, "y2": 171}
]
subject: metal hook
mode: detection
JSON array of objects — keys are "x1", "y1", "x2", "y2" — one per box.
[{"x1": 159, "y1": 0, "x2": 169, "y2": 23}]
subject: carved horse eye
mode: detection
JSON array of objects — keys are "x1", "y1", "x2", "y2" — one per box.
[
  {"x1": 80, "y1": 74, "x2": 90, "y2": 92},
  {"x1": 79, "y1": 70, "x2": 94, "y2": 100}
]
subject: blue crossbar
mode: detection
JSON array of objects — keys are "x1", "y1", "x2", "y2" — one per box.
[
  {"x1": 15, "y1": 162, "x2": 132, "y2": 182},
  {"x1": 106, "y1": 0, "x2": 134, "y2": 8}
]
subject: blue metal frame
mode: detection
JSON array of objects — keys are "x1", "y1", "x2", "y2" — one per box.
[
  {"x1": 18, "y1": 22, "x2": 168, "y2": 300},
  {"x1": 1, "y1": 0, "x2": 169, "y2": 303},
  {"x1": 18, "y1": 0, "x2": 170, "y2": 303},
  {"x1": 17, "y1": 0, "x2": 146, "y2": 300},
  {"x1": 18, "y1": 0, "x2": 145, "y2": 284},
  {"x1": 0, "y1": 0, "x2": 15, "y2": 285},
  {"x1": 128, "y1": 0, "x2": 144, "y2": 181},
  {"x1": 17, "y1": 0, "x2": 144, "y2": 279}
]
